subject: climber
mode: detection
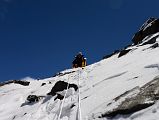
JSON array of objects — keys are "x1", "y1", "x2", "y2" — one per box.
[{"x1": 72, "y1": 52, "x2": 87, "y2": 68}]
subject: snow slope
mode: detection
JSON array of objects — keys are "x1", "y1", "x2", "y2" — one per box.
[{"x1": 1, "y1": 33, "x2": 159, "y2": 120}]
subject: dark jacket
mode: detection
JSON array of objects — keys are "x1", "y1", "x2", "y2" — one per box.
[{"x1": 72, "y1": 55, "x2": 86, "y2": 68}]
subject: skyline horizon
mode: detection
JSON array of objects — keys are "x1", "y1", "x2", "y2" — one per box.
[{"x1": 0, "y1": 0, "x2": 158, "y2": 82}]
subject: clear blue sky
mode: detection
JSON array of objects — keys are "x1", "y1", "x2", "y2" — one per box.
[{"x1": 0, "y1": 0, "x2": 158, "y2": 82}]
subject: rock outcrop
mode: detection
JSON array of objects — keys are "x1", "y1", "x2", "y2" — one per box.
[
  {"x1": 27, "y1": 95, "x2": 40, "y2": 103},
  {"x1": 150, "y1": 43, "x2": 159, "y2": 49},
  {"x1": 0, "y1": 80, "x2": 30, "y2": 87},
  {"x1": 47, "y1": 81, "x2": 78, "y2": 96},
  {"x1": 14, "y1": 80, "x2": 30, "y2": 86},
  {"x1": 53, "y1": 71, "x2": 76, "y2": 77},
  {"x1": 118, "y1": 49, "x2": 131, "y2": 58},
  {"x1": 41, "y1": 83, "x2": 46, "y2": 86},
  {"x1": 101, "y1": 76, "x2": 159, "y2": 118},
  {"x1": 132, "y1": 17, "x2": 159, "y2": 45}
]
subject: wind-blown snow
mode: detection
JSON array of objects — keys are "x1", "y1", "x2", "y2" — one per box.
[{"x1": 1, "y1": 33, "x2": 159, "y2": 120}]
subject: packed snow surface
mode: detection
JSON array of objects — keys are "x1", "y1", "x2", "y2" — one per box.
[{"x1": 1, "y1": 33, "x2": 159, "y2": 120}]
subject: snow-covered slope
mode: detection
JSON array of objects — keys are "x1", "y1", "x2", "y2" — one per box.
[{"x1": 1, "y1": 33, "x2": 159, "y2": 120}]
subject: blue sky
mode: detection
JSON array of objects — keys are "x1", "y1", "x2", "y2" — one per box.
[{"x1": 0, "y1": 0, "x2": 158, "y2": 81}]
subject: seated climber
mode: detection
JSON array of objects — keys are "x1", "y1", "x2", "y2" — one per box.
[{"x1": 72, "y1": 52, "x2": 87, "y2": 68}]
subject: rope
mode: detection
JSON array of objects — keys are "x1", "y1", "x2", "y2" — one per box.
[
  {"x1": 77, "y1": 68, "x2": 82, "y2": 120},
  {"x1": 57, "y1": 75, "x2": 70, "y2": 120},
  {"x1": 57, "y1": 68, "x2": 83, "y2": 120}
]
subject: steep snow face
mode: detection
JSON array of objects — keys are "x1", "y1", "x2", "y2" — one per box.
[{"x1": 1, "y1": 33, "x2": 159, "y2": 120}]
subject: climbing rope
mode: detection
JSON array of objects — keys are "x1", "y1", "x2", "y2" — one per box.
[
  {"x1": 77, "y1": 68, "x2": 82, "y2": 120},
  {"x1": 57, "y1": 74, "x2": 70, "y2": 120},
  {"x1": 57, "y1": 68, "x2": 83, "y2": 120}
]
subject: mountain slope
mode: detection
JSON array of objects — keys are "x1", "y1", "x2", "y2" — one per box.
[{"x1": 1, "y1": 24, "x2": 159, "y2": 120}]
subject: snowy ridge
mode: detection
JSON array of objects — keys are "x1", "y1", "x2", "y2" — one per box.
[
  {"x1": 1, "y1": 33, "x2": 159, "y2": 120},
  {"x1": 140, "y1": 17, "x2": 157, "y2": 31}
]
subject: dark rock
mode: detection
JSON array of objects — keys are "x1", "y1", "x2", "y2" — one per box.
[
  {"x1": 27, "y1": 95, "x2": 40, "y2": 103},
  {"x1": 150, "y1": 43, "x2": 159, "y2": 49},
  {"x1": 132, "y1": 30, "x2": 144, "y2": 45},
  {"x1": 140, "y1": 17, "x2": 156, "y2": 30},
  {"x1": 23, "y1": 113, "x2": 27, "y2": 116},
  {"x1": 49, "y1": 81, "x2": 52, "y2": 84},
  {"x1": 70, "y1": 104, "x2": 76, "y2": 108},
  {"x1": 101, "y1": 77, "x2": 159, "y2": 118},
  {"x1": 118, "y1": 49, "x2": 131, "y2": 58},
  {"x1": 54, "y1": 94, "x2": 64, "y2": 100},
  {"x1": 47, "y1": 81, "x2": 78, "y2": 96},
  {"x1": 69, "y1": 83, "x2": 78, "y2": 91},
  {"x1": 14, "y1": 80, "x2": 30, "y2": 86},
  {"x1": 0, "y1": 80, "x2": 30, "y2": 87},
  {"x1": 141, "y1": 35, "x2": 158, "y2": 46},
  {"x1": 103, "y1": 50, "x2": 120, "y2": 59},
  {"x1": 113, "y1": 87, "x2": 139, "y2": 102},
  {"x1": 102, "y1": 103, "x2": 154, "y2": 118},
  {"x1": 53, "y1": 71, "x2": 76, "y2": 77},
  {"x1": 41, "y1": 83, "x2": 46, "y2": 86},
  {"x1": 132, "y1": 18, "x2": 159, "y2": 45}
]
